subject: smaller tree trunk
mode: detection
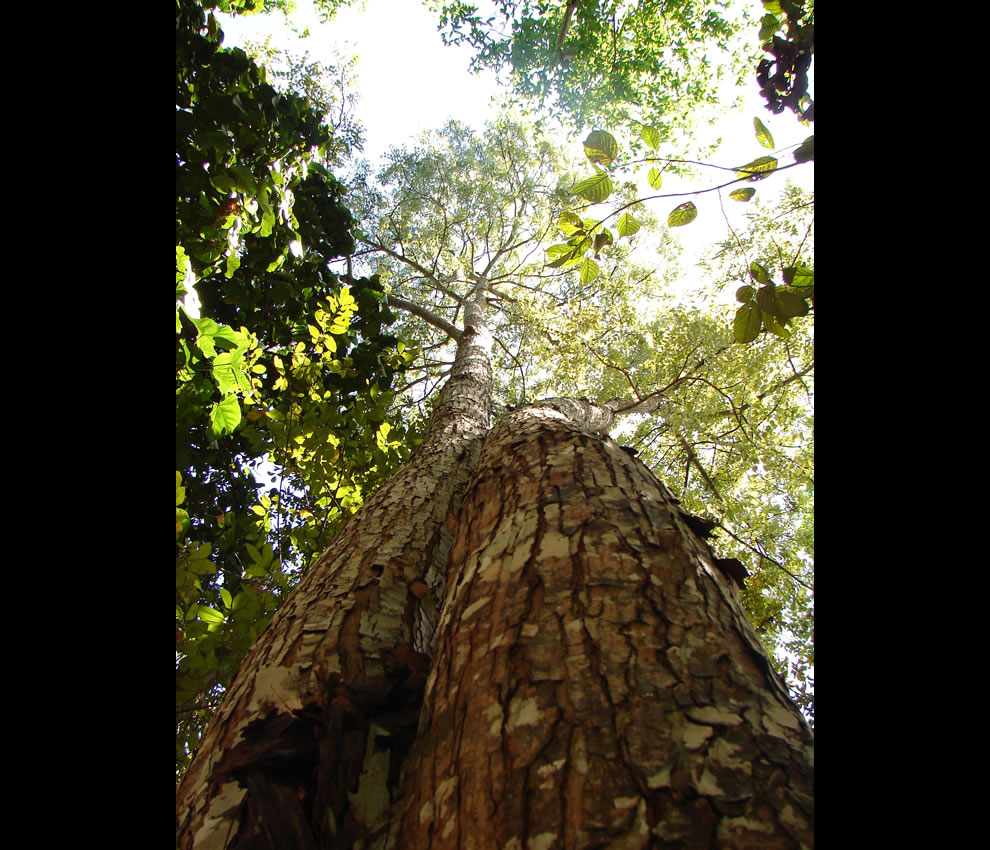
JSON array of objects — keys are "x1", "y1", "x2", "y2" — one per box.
[{"x1": 388, "y1": 407, "x2": 813, "y2": 849}]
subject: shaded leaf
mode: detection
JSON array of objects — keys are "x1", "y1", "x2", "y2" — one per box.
[
  {"x1": 667, "y1": 202, "x2": 698, "y2": 227},
  {"x1": 758, "y1": 13, "x2": 780, "y2": 42},
  {"x1": 734, "y1": 302, "x2": 763, "y2": 343},
  {"x1": 793, "y1": 135, "x2": 815, "y2": 163},
  {"x1": 735, "y1": 285, "x2": 755, "y2": 303}
]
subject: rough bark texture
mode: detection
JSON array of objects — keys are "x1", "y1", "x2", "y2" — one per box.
[
  {"x1": 388, "y1": 407, "x2": 813, "y2": 849},
  {"x1": 176, "y1": 315, "x2": 493, "y2": 849}
]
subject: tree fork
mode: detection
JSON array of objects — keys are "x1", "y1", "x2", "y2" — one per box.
[{"x1": 389, "y1": 406, "x2": 813, "y2": 849}]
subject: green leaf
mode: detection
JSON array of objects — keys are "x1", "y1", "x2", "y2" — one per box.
[
  {"x1": 734, "y1": 302, "x2": 763, "y2": 343},
  {"x1": 667, "y1": 202, "x2": 698, "y2": 227},
  {"x1": 758, "y1": 13, "x2": 780, "y2": 43},
  {"x1": 756, "y1": 285, "x2": 809, "y2": 320},
  {"x1": 209, "y1": 396, "x2": 242, "y2": 438},
  {"x1": 198, "y1": 606, "x2": 225, "y2": 625},
  {"x1": 220, "y1": 588, "x2": 233, "y2": 609},
  {"x1": 647, "y1": 168, "x2": 663, "y2": 190},
  {"x1": 224, "y1": 252, "x2": 241, "y2": 279},
  {"x1": 735, "y1": 285, "x2": 755, "y2": 303},
  {"x1": 750, "y1": 262, "x2": 772, "y2": 285},
  {"x1": 729, "y1": 188, "x2": 756, "y2": 202},
  {"x1": 546, "y1": 243, "x2": 584, "y2": 268},
  {"x1": 753, "y1": 117, "x2": 775, "y2": 149},
  {"x1": 592, "y1": 230, "x2": 614, "y2": 257},
  {"x1": 583, "y1": 130, "x2": 619, "y2": 167},
  {"x1": 793, "y1": 135, "x2": 815, "y2": 163},
  {"x1": 639, "y1": 126, "x2": 662, "y2": 151},
  {"x1": 571, "y1": 173, "x2": 614, "y2": 203},
  {"x1": 176, "y1": 471, "x2": 186, "y2": 507},
  {"x1": 616, "y1": 213, "x2": 641, "y2": 237},
  {"x1": 580, "y1": 257, "x2": 600, "y2": 284},
  {"x1": 783, "y1": 266, "x2": 814, "y2": 287},
  {"x1": 735, "y1": 156, "x2": 778, "y2": 182},
  {"x1": 558, "y1": 211, "x2": 584, "y2": 235}
]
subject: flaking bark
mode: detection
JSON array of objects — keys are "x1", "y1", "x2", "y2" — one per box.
[{"x1": 389, "y1": 405, "x2": 813, "y2": 849}]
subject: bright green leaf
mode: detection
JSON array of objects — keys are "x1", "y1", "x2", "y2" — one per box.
[
  {"x1": 580, "y1": 257, "x2": 600, "y2": 284},
  {"x1": 220, "y1": 588, "x2": 232, "y2": 609},
  {"x1": 735, "y1": 156, "x2": 778, "y2": 182},
  {"x1": 198, "y1": 606, "x2": 225, "y2": 624},
  {"x1": 667, "y1": 202, "x2": 698, "y2": 227},
  {"x1": 639, "y1": 126, "x2": 662, "y2": 150},
  {"x1": 753, "y1": 117, "x2": 775, "y2": 149},
  {"x1": 616, "y1": 213, "x2": 641, "y2": 237},
  {"x1": 750, "y1": 262, "x2": 772, "y2": 285},
  {"x1": 647, "y1": 168, "x2": 663, "y2": 190},
  {"x1": 558, "y1": 211, "x2": 584, "y2": 235},
  {"x1": 571, "y1": 173, "x2": 614, "y2": 203},
  {"x1": 209, "y1": 396, "x2": 241, "y2": 438}
]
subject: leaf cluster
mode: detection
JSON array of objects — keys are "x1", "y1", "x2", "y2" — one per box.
[{"x1": 176, "y1": 0, "x2": 417, "y2": 781}]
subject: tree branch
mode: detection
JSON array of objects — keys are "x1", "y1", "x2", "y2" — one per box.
[{"x1": 387, "y1": 295, "x2": 462, "y2": 341}]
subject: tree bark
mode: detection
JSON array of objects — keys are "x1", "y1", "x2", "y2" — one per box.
[{"x1": 388, "y1": 405, "x2": 813, "y2": 849}]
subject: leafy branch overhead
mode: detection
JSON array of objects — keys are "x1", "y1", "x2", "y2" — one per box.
[{"x1": 549, "y1": 123, "x2": 813, "y2": 342}]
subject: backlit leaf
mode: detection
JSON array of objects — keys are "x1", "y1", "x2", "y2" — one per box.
[
  {"x1": 729, "y1": 188, "x2": 756, "y2": 202},
  {"x1": 647, "y1": 168, "x2": 663, "y2": 189},
  {"x1": 580, "y1": 257, "x2": 600, "y2": 284},
  {"x1": 750, "y1": 262, "x2": 772, "y2": 285},
  {"x1": 640, "y1": 126, "x2": 662, "y2": 150},
  {"x1": 616, "y1": 213, "x2": 641, "y2": 237},
  {"x1": 558, "y1": 211, "x2": 584, "y2": 235},
  {"x1": 209, "y1": 396, "x2": 241, "y2": 438},
  {"x1": 571, "y1": 173, "x2": 614, "y2": 203},
  {"x1": 583, "y1": 130, "x2": 618, "y2": 167},
  {"x1": 667, "y1": 202, "x2": 698, "y2": 227},
  {"x1": 735, "y1": 156, "x2": 778, "y2": 181},
  {"x1": 754, "y1": 117, "x2": 775, "y2": 149}
]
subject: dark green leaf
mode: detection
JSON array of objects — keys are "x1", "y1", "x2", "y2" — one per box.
[
  {"x1": 734, "y1": 302, "x2": 763, "y2": 343},
  {"x1": 793, "y1": 135, "x2": 815, "y2": 163},
  {"x1": 750, "y1": 262, "x2": 772, "y2": 285},
  {"x1": 735, "y1": 285, "x2": 755, "y2": 303}
]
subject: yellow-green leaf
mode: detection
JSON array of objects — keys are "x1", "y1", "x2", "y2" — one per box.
[
  {"x1": 616, "y1": 213, "x2": 641, "y2": 237},
  {"x1": 667, "y1": 202, "x2": 698, "y2": 227},
  {"x1": 580, "y1": 257, "x2": 600, "y2": 284},
  {"x1": 640, "y1": 126, "x2": 662, "y2": 150},
  {"x1": 735, "y1": 156, "x2": 778, "y2": 182},
  {"x1": 571, "y1": 173, "x2": 614, "y2": 203},
  {"x1": 583, "y1": 130, "x2": 619, "y2": 167},
  {"x1": 729, "y1": 188, "x2": 757, "y2": 202},
  {"x1": 647, "y1": 168, "x2": 663, "y2": 190},
  {"x1": 754, "y1": 117, "x2": 775, "y2": 149}
]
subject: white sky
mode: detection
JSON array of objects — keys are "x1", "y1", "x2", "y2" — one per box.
[{"x1": 215, "y1": 0, "x2": 813, "y2": 300}]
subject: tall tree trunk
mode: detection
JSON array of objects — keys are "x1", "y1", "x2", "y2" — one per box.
[
  {"x1": 176, "y1": 301, "x2": 493, "y2": 848},
  {"x1": 389, "y1": 405, "x2": 813, "y2": 849}
]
